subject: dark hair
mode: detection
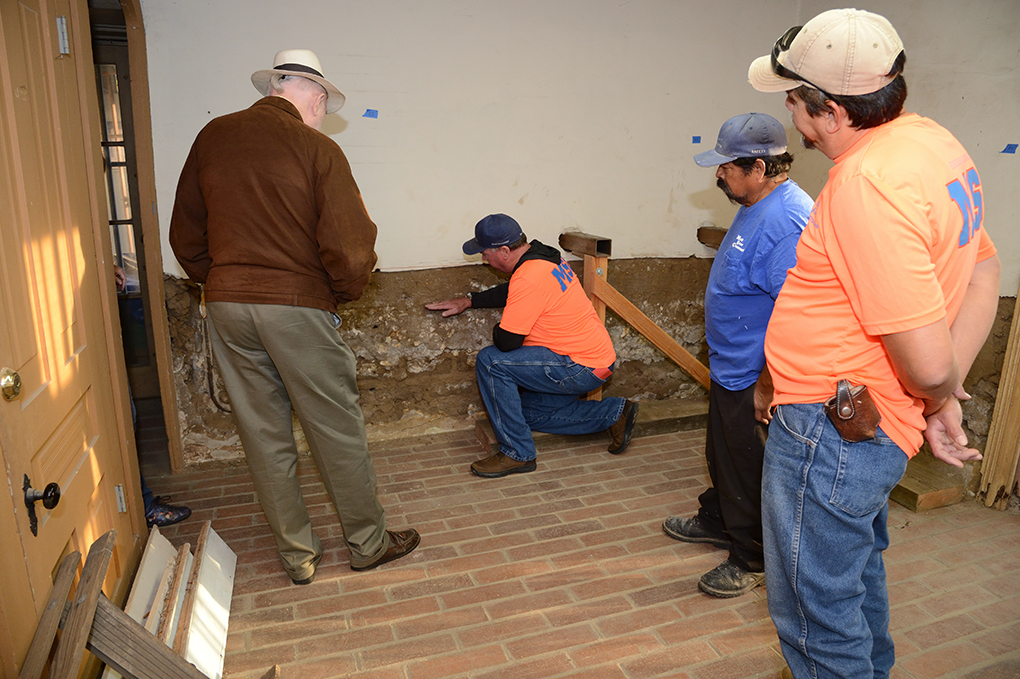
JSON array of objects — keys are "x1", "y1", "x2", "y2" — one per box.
[
  {"x1": 732, "y1": 152, "x2": 794, "y2": 178},
  {"x1": 507, "y1": 234, "x2": 529, "y2": 250},
  {"x1": 793, "y1": 52, "x2": 908, "y2": 130}
]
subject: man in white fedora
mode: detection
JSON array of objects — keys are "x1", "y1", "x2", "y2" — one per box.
[
  {"x1": 747, "y1": 9, "x2": 999, "y2": 678},
  {"x1": 171, "y1": 49, "x2": 419, "y2": 584}
]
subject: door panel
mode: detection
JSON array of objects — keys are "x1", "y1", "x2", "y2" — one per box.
[{"x1": 0, "y1": 0, "x2": 138, "y2": 667}]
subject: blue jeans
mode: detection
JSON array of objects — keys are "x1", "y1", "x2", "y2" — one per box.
[
  {"x1": 475, "y1": 345, "x2": 625, "y2": 461},
  {"x1": 763, "y1": 403, "x2": 908, "y2": 679}
]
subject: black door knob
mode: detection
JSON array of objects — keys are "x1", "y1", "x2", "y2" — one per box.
[
  {"x1": 26, "y1": 482, "x2": 61, "y2": 509},
  {"x1": 23, "y1": 475, "x2": 61, "y2": 536}
]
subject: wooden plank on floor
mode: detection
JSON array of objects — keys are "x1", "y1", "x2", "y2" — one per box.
[
  {"x1": 891, "y1": 451, "x2": 966, "y2": 512},
  {"x1": 173, "y1": 522, "x2": 209, "y2": 656},
  {"x1": 180, "y1": 524, "x2": 236, "y2": 679},
  {"x1": 103, "y1": 527, "x2": 179, "y2": 679},
  {"x1": 157, "y1": 543, "x2": 193, "y2": 646},
  {"x1": 144, "y1": 555, "x2": 178, "y2": 636}
]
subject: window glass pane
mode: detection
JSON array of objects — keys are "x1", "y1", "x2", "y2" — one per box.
[
  {"x1": 117, "y1": 224, "x2": 140, "y2": 292},
  {"x1": 106, "y1": 145, "x2": 126, "y2": 163},
  {"x1": 109, "y1": 165, "x2": 132, "y2": 221},
  {"x1": 98, "y1": 64, "x2": 123, "y2": 142}
]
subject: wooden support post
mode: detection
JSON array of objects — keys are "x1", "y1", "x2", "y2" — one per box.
[
  {"x1": 980, "y1": 290, "x2": 1020, "y2": 509},
  {"x1": 583, "y1": 254, "x2": 609, "y2": 401},
  {"x1": 560, "y1": 232, "x2": 613, "y2": 400},
  {"x1": 582, "y1": 253, "x2": 608, "y2": 323}
]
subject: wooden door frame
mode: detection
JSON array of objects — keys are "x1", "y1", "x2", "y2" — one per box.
[{"x1": 119, "y1": 0, "x2": 184, "y2": 472}]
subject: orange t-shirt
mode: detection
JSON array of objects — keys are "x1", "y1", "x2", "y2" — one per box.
[
  {"x1": 765, "y1": 113, "x2": 997, "y2": 456},
  {"x1": 499, "y1": 257, "x2": 617, "y2": 370}
]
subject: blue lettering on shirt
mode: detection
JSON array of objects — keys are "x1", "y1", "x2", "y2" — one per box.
[
  {"x1": 947, "y1": 166, "x2": 983, "y2": 247},
  {"x1": 551, "y1": 259, "x2": 575, "y2": 291}
]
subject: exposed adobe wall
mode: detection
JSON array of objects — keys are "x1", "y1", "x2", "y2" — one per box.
[{"x1": 163, "y1": 259, "x2": 1012, "y2": 480}]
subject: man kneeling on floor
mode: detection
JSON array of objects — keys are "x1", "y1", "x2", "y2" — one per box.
[{"x1": 426, "y1": 213, "x2": 639, "y2": 477}]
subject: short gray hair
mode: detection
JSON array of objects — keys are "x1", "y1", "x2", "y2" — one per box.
[{"x1": 268, "y1": 73, "x2": 327, "y2": 98}]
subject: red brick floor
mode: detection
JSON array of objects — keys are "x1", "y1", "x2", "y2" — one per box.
[{"x1": 152, "y1": 428, "x2": 1020, "y2": 679}]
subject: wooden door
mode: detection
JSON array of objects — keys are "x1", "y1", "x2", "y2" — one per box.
[{"x1": 0, "y1": 0, "x2": 140, "y2": 671}]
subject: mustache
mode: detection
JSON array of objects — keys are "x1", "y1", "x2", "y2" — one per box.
[{"x1": 716, "y1": 178, "x2": 741, "y2": 205}]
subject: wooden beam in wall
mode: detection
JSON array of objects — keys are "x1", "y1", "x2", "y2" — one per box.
[{"x1": 697, "y1": 225, "x2": 727, "y2": 250}]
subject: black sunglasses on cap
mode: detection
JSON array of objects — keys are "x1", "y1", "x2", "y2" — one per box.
[{"x1": 770, "y1": 25, "x2": 833, "y2": 97}]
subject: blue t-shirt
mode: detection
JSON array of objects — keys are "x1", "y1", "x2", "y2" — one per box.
[{"x1": 705, "y1": 179, "x2": 812, "y2": 390}]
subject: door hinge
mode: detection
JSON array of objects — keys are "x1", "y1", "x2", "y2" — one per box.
[
  {"x1": 115, "y1": 484, "x2": 127, "y2": 513},
  {"x1": 56, "y1": 16, "x2": 70, "y2": 56}
]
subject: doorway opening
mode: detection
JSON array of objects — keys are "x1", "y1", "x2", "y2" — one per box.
[{"x1": 89, "y1": 0, "x2": 170, "y2": 476}]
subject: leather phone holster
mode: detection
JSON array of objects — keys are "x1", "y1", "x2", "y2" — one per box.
[{"x1": 823, "y1": 379, "x2": 881, "y2": 443}]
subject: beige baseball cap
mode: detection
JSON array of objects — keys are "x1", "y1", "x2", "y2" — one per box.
[
  {"x1": 251, "y1": 49, "x2": 346, "y2": 113},
  {"x1": 748, "y1": 8, "x2": 904, "y2": 96}
]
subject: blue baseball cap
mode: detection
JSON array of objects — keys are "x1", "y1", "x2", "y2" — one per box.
[
  {"x1": 693, "y1": 113, "x2": 788, "y2": 167},
  {"x1": 462, "y1": 214, "x2": 525, "y2": 255}
]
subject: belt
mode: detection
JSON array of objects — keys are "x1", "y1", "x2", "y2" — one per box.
[{"x1": 592, "y1": 366, "x2": 613, "y2": 380}]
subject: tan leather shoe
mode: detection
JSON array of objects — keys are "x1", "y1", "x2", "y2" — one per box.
[
  {"x1": 470, "y1": 452, "x2": 537, "y2": 478},
  {"x1": 608, "y1": 400, "x2": 639, "y2": 454},
  {"x1": 351, "y1": 529, "x2": 421, "y2": 571}
]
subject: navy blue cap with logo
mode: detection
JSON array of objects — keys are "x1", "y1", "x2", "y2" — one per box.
[
  {"x1": 462, "y1": 213, "x2": 525, "y2": 255},
  {"x1": 693, "y1": 112, "x2": 788, "y2": 167}
]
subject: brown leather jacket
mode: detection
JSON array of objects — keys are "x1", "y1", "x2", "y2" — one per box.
[{"x1": 170, "y1": 96, "x2": 377, "y2": 311}]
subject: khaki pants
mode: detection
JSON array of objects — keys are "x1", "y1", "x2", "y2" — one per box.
[{"x1": 207, "y1": 302, "x2": 389, "y2": 578}]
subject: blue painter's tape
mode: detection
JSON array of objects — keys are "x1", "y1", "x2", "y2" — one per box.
[
  {"x1": 1002, "y1": 143, "x2": 1018, "y2": 154},
  {"x1": 692, "y1": 135, "x2": 701, "y2": 144},
  {"x1": 363, "y1": 109, "x2": 379, "y2": 119}
]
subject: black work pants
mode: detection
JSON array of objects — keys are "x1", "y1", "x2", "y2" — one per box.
[{"x1": 696, "y1": 379, "x2": 767, "y2": 573}]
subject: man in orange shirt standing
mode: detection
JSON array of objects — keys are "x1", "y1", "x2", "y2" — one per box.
[
  {"x1": 427, "y1": 214, "x2": 638, "y2": 477},
  {"x1": 748, "y1": 9, "x2": 1000, "y2": 678}
]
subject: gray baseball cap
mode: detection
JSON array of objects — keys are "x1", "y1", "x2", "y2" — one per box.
[{"x1": 694, "y1": 113, "x2": 788, "y2": 167}]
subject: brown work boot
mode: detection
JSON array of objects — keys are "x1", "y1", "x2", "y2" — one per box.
[
  {"x1": 470, "y1": 451, "x2": 537, "y2": 478},
  {"x1": 607, "y1": 400, "x2": 639, "y2": 454},
  {"x1": 351, "y1": 529, "x2": 421, "y2": 571},
  {"x1": 697, "y1": 559, "x2": 766, "y2": 598}
]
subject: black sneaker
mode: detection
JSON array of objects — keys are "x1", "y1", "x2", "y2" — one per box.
[
  {"x1": 698, "y1": 559, "x2": 765, "y2": 598},
  {"x1": 146, "y1": 496, "x2": 192, "y2": 528},
  {"x1": 661, "y1": 516, "x2": 730, "y2": 549}
]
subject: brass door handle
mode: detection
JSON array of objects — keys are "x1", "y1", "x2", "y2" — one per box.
[{"x1": 1, "y1": 367, "x2": 21, "y2": 401}]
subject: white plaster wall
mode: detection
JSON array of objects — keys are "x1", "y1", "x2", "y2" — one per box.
[{"x1": 143, "y1": 0, "x2": 1020, "y2": 294}]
